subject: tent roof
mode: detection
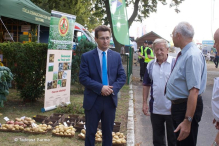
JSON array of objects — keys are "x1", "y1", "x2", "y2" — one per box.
[
  {"x1": 0, "y1": 0, "x2": 50, "y2": 27},
  {"x1": 135, "y1": 31, "x2": 169, "y2": 48}
]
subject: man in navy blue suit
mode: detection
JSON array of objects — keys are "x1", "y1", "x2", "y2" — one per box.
[{"x1": 79, "y1": 25, "x2": 126, "y2": 146}]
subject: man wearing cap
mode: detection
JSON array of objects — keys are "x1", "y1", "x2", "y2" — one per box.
[
  {"x1": 138, "y1": 41, "x2": 148, "y2": 81},
  {"x1": 144, "y1": 41, "x2": 155, "y2": 68}
]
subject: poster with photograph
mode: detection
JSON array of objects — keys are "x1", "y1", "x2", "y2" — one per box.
[
  {"x1": 48, "y1": 11, "x2": 76, "y2": 50},
  {"x1": 44, "y1": 50, "x2": 73, "y2": 111},
  {"x1": 43, "y1": 10, "x2": 76, "y2": 112}
]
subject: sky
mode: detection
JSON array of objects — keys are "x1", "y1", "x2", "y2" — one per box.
[{"x1": 127, "y1": 0, "x2": 219, "y2": 43}]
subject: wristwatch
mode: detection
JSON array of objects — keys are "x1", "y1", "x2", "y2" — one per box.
[
  {"x1": 185, "y1": 116, "x2": 193, "y2": 122},
  {"x1": 212, "y1": 141, "x2": 218, "y2": 146}
]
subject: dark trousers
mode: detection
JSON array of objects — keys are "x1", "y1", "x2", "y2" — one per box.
[
  {"x1": 144, "y1": 62, "x2": 148, "y2": 72},
  {"x1": 214, "y1": 58, "x2": 218, "y2": 68},
  {"x1": 150, "y1": 113, "x2": 176, "y2": 146},
  {"x1": 171, "y1": 95, "x2": 203, "y2": 146},
  {"x1": 140, "y1": 59, "x2": 145, "y2": 78},
  {"x1": 85, "y1": 96, "x2": 116, "y2": 146}
]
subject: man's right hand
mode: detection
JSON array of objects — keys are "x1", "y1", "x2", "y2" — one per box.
[
  {"x1": 174, "y1": 119, "x2": 191, "y2": 141},
  {"x1": 142, "y1": 103, "x2": 149, "y2": 115},
  {"x1": 101, "y1": 86, "x2": 113, "y2": 96},
  {"x1": 213, "y1": 119, "x2": 219, "y2": 130}
]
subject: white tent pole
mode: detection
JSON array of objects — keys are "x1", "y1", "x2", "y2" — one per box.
[
  {"x1": 0, "y1": 17, "x2": 14, "y2": 42},
  {"x1": 38, "y1": 24, "x2": 40, "y2": 43}
]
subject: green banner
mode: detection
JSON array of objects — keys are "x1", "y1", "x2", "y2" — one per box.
[
  {"x1": 109, "y1": 0, "x2": 130, "y2": 45},
  {"x1": 48, "y1": 10, "x2": 76, "y2": 50}
]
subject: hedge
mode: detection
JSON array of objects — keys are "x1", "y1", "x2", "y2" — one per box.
[
  {"x1": 71, "y1": 40, "x2": 96, "y2": 93},
  {"x1": 0, "y1": 41, "x2": 96, "y2": 101},
  {"x1": 0, "y1": 42, "x2": 47, "y2": 102}
]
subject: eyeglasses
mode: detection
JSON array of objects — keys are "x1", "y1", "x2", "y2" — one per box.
[
  {"x1": 170, "y1": 34, "x2": 173, "y2": 37},
  {"x1": 98, "y1": 37, "x2": 110, "y2": 41}
]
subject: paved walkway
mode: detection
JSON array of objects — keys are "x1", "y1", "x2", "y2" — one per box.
[{"x1": 131, "y1": 53, "x2": 219, "y2": 146}]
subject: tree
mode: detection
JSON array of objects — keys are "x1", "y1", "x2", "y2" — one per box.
[
  {"x1": 31, "y1": 0, "x2": 103, "y2": 31},
  {"x1": 99, "y1": 0, "x2": 185, "y2": 52},
  {"x1": 32, "y1": 0, "x2": 185, "y2": 51}
]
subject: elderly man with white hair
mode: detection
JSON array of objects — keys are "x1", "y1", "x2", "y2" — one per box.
[
  {"x1": 166, "y1": 22, "x2": 207, "y2": 146},
  {"x1": 142, "y1": 38, "x2": 176, "y2": 146}
]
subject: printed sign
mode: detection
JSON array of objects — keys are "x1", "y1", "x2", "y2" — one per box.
[
  {"x1": 63, "y1": 122, "x2": 68, "y2": 127},
  {"x1": 43, "y1": 10, "x2": 76, "y2": 112},
  {"x1": 44, "y1": 50, "x2": 72, "y2": 110},
  {"x1": 48, "y1": 11, "x2": 75, "y2": 50},
  {"x1": 20, "y1": 116, "x2": 26, "y2": 120},
  {"x1": 31, "y1": 122, "x2": 38, "y2": 128},
  {"x1": 21, "y1": 25, "x2": 31, "y2": 32},
  {"x1": 4, "y1": 117, "x2": 9, "y2": 121}
]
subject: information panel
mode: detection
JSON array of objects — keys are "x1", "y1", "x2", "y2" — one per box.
[{"x1": 42, "y1": 10, "x2": 76, "y2": 112}]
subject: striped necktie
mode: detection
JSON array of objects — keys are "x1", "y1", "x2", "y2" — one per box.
[
  {"x1": 102, "y1": 51, "x2": 108, "y2": 85},
  {"x1": 164, "y1": 52, "x2": 182, "y2": 95}
]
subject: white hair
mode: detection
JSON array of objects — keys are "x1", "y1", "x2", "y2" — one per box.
[
  {"x1": 174, "y1": 22, "x2": 194, "y2": 38},
  {"x1": 153, "y1": 38, "x2": 169, "y2": 49}
]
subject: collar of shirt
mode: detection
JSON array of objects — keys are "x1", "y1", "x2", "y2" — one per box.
[
  {"x1": 97, "y1": 47, "x2": 108, "y2": 57},
  {"x1": 181, "y1": 42, "x2": 194, "y2": 55},
  {"x1": 97, "y1": 47, "x2": 108, "y2": 72}
]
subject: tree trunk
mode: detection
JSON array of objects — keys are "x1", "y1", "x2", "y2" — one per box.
[{"x1": 128, "y1": 0, "x2": 140, "y2": 28}]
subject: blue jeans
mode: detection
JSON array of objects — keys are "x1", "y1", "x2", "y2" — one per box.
[{"x1": 171, "y1": 95, "x2": 203, "y2": 146}]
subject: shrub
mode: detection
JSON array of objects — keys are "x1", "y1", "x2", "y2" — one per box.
[
  {"x1": 0, "y1": 40, "x2": 96, "y2": 102},
  {"x1": 55, "y1": 103, "x2": 84, "y2": 114},
  {"x1": 0, "y1": 42, "x2": 47, "y2": 102},
  {"x1": 0, "y1": 66, "x2": 13, "y2": 107},
  {"x1": 71, "y1": 40, "x2": 96, "y2": 92}
]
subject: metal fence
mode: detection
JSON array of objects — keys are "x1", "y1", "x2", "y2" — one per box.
[{"x1": 120, "y1": 47, "x2": 133, "y2": 84}]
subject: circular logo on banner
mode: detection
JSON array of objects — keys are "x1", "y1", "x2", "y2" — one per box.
[{"x1": 58, "y1": 16, "x2": 69, "y2": 36}]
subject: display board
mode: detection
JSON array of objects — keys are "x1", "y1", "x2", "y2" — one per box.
[{"x1": 42, "y1": 10, "x2": 76, "y2": 112}]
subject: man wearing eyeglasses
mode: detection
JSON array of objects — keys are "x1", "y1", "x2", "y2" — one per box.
[
  {"x1": 79, "y1": 25, "x2": 126, "y2": 146},
  {"x1": 142, "y1": 39, "x2": 176, "y2": 146},
  {"x1": 166, "y1": 22, "x2": 207, "y2": 146}
]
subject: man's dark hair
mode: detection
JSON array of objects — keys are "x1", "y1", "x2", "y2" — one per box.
[{"x1": 95, "y1": 25, "x2": 111, "y2": 38}]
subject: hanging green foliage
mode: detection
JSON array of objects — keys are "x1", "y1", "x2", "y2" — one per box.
[{"x1": 0, "y1": 66, "x2": 13, "y2": 107}]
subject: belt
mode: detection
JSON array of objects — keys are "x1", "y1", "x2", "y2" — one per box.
[
  {"x1": 171, "y1": 98, "x2": 187, "y2": 104},
  {"x1": 171, "y1": 94, "x2": 202, "y2": 105}
]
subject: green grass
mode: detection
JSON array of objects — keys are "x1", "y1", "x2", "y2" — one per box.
[{"x1": 0, "y1": 85, "x2": 130, "y2": 146}]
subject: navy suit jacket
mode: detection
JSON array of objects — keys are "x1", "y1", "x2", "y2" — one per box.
[{"x1": 79, "y1": 48, "x2": 126, "y2": 110}]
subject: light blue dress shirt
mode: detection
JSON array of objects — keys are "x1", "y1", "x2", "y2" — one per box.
[
  {"x1": 97, "y1": 47, "x2": 108, "y2": 73},
  {"x1": 166, "y1": 42, "x2": 207, "y2": 100}
]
